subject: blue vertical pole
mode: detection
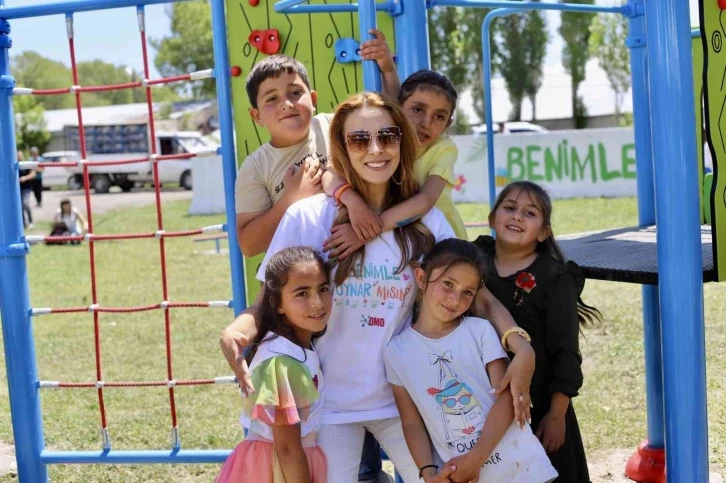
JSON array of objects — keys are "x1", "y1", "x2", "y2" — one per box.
[
  {"x1": 0, "y1": 12, "x2": 49, "y2": 483},
  {"x1": 644, "y1": 0, "x2": 708, "y2": 479},
  {"x1": 405, "y1": 0, "x2": 430, "y2": 73},
  {"x1": 482, "y1": 9, "x2": 517, "y2": 210},
  {"x1": 394, "y1": 0, "x2": 430, "y2": 82},
  {"x1": 359, "y1": 0, "x2": 383, "y2": 91},
  {"x1": 210, "y1": 0, "x2": 246, "y2": 315},
  {"x1": 626, "y1": 0, "x2": 664, "y2": 449}
]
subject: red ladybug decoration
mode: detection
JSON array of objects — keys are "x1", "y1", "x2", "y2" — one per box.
[
  {"x1": 230, "y1": 65, "x2": 242, "y2": 77},
  {"x1": 248, "y1": 29, "x2": 281, "y2": 55},
  {"x1": 720, "y1": 0, "x2": 726, "y2": 10}
]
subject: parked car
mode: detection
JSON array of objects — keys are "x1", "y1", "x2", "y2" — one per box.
[
  {"x1": 40, "y1": 151, "x2": 80, "y2": 190},
  {"x1": 472, "y1": 121, "x2": 549, "y2": 135},
  {"x1": 57, "y1": 131, "x2": 215, "y2": 193}
]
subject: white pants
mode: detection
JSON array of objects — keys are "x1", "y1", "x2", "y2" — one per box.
[{"x1": 318, "y1": 417, "x2": 418, "y2": 482}]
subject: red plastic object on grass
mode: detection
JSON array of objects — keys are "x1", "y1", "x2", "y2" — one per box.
[
  {"x1": 625, "y1": 441, "x2": 666, "y2": 483},
  {"x1": 249, "y1": 29, "x2": 280, "y2": 55}
]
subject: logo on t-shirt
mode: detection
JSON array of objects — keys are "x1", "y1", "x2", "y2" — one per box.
[
  {"x1": 360, "y1": 314, "x2": 386, "y2": 328},
  {"x1": 273, "y1": 152, "x2": 327, "y2": 194},
  {"x1": 426, "y1": 351, "x2": 486, "y2": 454}
]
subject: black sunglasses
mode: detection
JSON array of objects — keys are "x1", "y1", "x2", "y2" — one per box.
[{"x1": 344, "y1": 126, "x2": 402, "y2": 153}]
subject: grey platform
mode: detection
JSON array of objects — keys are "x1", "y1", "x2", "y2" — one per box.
[{"x1": 557, "y1": 225, "x2": 716, "y2": 285}]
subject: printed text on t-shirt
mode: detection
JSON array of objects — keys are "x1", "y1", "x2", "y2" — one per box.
[{"x1": 273, "y1": 152, "x2": 327, "y2": 194}]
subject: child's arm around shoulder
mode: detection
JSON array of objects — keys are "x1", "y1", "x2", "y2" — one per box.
[{"x1": 378, "y1": 139, "x2": 458, "y2": 231}]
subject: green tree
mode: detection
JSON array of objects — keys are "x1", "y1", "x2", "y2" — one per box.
[
  {"x1": 151, "y1": 0, "x2": 215, "y2": 98},
  {"x1": 522, "y1": 9, "x2": 549, "y2": 121},
  {"x1": 428, "y1": 8, "x2": 493, "y2": 122},
  {"x1": 560, "y1": 1, "x2": 596, "y2": 127},
  {"x1": 588, "y1": 11, "x2": 631, "y2": 124},
  {"x1": 14, "y1": 95, "x2": 51, "y2": 153},
  {"x1": 11, "y1": 51, "x2": 74, "y2": 110},
  {"x1": 453, "y1": 108, "x2": 471, "y2": 134},
  {"x1": 495, "y1": 14, "x2": 527, "y2": 120}
]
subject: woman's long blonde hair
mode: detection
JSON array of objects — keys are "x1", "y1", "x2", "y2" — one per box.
[{"x1": 329, "y1": 92, "x2": 434, "y2": 285}]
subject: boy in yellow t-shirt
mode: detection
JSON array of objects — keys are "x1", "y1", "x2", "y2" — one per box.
[{"x1": 322, "y1": 69, "x2": 468, "y2": 258}]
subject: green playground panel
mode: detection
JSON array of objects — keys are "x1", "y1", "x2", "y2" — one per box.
[
  {"x1": 226, "y1": 0, "x2": 396, "y2": 305},
  {"x1": 694, "y1": 35, "x2": 705, "y2": 222},
  {"x1": 701, "y1": 1, "x2": 726, "y2": 281}
]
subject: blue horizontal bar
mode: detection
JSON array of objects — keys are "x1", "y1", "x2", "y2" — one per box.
[
  {"x1": 281, "y1": 2, "x2": 391, "y2": 13},
  {"x1": 0, "y1": 0, "x2": 189, "y2": 20},
  {"x1": 41, "y1": 449, "x2": 232, "y2": 465},
  {"x1": 431, "y1": 0, "x2": 623, "y2": 13},
  {"x1": 274, "y1": 0, "x2": 307, "y2": 13}
]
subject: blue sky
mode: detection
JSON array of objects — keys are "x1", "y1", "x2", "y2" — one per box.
[{"x1": 6, "y1": 1, "x2": 171, "y2": 77}]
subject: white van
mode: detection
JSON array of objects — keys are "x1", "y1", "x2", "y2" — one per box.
[{"x1": 59, "y1": 131, "x2": 217, "y2": 193}]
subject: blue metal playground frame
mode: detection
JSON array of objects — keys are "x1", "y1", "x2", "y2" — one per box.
[{"x1": 0, "y1": 0, "x2": 709, "y2": 481}]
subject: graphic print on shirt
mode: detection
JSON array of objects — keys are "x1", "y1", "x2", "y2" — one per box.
[
  {"x1": 273, "y1": 152, "x2": 328, "y2": 195},
  {"x1": 426, "y1": 351, "x2": 486, "y2": 453},
  {"x1": 332, "y1": 261, "x2": 414, "y2": 317}
]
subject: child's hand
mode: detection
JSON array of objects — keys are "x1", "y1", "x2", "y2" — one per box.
[
  {"x1": 535, "y1": 410, "x2": 566, "y2": 453},
  {"x1": 347, "y1": 196, "x2": 382, "y2": 241},
  {"x1": 422, "y1": 464, "x2": 458, "y2": 483},
  {"x1": 494, "y1": 345, "x2": 534, "y2": 428},
  {"x1": 360, "y1": 29, "x2": 396, "y2": 73},
  {"x1": 444, "y1": 453, "x2": 481, "y2": 483},
  {"x1": 283, "y1": 162, "x2": 323, "y2": 203},
  {"x1": 322, "y1": 223, "x2": 365, "y2": 260}
]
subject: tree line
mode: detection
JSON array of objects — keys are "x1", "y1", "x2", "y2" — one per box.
[{"x1": 12, "y1": 0, "x2": 632, "y2": 152}]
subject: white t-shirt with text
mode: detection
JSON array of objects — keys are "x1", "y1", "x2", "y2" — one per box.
[
  {"x1": 384, "y1": 317, "x2": 558, "y2": 483},
  {"x1": 234, "y1": 113, "x2": 332, "y2": 214},
  {"x1": 256, "y1": 193, "x2": 455, "y2": 424}
]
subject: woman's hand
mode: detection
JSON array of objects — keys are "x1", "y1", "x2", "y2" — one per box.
[
  {"x1": 535, "y1": 410, "x2": 566, "y2": 453},
  {"x1": 219, "y1": 329, "x2": 255, "y2": 396},
  {"x1": 322, "y1": 223, "x2": 365, "y2": 260},
  {"x1": 494, "y1": 342, "x2": 535, "y2": 428}
]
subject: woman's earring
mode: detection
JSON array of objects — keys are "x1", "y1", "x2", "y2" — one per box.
[{"x1": 277, "y1": 308, "x2": 284, "y2": 314}]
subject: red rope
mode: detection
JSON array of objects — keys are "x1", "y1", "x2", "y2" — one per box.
[
  {"x1": 76, "y1": 81, "x2": 143, "y2": 93},
  {"x1": 37, "y1": 228, "x2": 208, "y2": 244},
  {"x1": 44, "y1": 301, "x2": 223, "y2": 314},
  {"x1": 25, "y1": 75, "x2": 193, "y2": 96},
  {"x1": 68, "y1": 32, "x2": 108, "y2": 432},
  {"x1": 32, "y1": 87, "x2": 72, "y2": 95},
  {"x1": 140, "y1": 16, "x2": 178, "y2": 430},
  {"x1": 54, "y1": 379, "x2": 226, "y2": 388},
  {"x1": 145, "y1": 74, "x2": 192, "y2": 86}
]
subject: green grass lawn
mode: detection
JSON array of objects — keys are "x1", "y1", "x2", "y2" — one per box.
[{"x1": 0, "y1": 196, "x2": 723, "y2": 482}]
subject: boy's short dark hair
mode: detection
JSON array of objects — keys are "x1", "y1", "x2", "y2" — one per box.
[
  {"x1": 399, "y1": 69, "x2": 458, "y2": 116},
  {"x1": 246, "y1": 55, "x2": 312, "y2": 109}
]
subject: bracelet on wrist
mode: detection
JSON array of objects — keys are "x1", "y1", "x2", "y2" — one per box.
[
  {"x1": 418, "y1": 464, "x2": 438, "y2": 479},
  {"x1": 500, "y1": 327, "x2": 531, "y2": 352}
]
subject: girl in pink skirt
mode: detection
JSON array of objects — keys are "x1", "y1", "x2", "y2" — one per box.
[{"x1": 217, "y1": 247, "x2": 331, "y2": 483}]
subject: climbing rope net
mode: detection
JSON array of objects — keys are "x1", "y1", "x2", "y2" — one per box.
[{"x1": 15, "y1": 8, "x2": 237, "y2": 451}]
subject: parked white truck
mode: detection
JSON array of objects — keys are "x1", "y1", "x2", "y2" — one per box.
[{"x1": 45, "y1": 123, "x2": 220, "y2": 194}]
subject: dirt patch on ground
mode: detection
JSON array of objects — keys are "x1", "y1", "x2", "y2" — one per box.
[{"x1": 0, "y1": 441, "x2": 16, "y2": 478}]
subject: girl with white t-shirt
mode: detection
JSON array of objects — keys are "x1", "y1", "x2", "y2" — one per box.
[
  {"x1": 384, "y1": 239, "x2": 557, "y2": 483},
  {"x1": 220, "y1": 92, "x2": 535, "y2": 482}
]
